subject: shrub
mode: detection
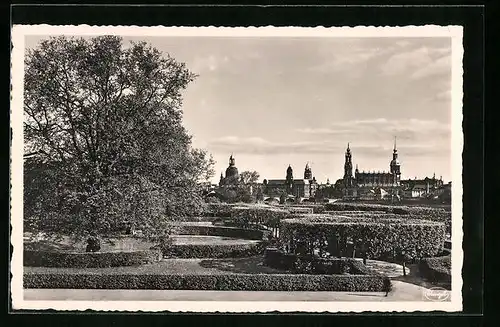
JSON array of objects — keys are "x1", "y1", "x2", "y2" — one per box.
[
  {"x1": 161, "y1": 242, "x2": 267, "y2": 259},
  {"x1": 23, "y1": 249, "x2": 162, "y2": 268},
  {"x1": 419, "y1": 255, "x2": 451, "y2": 287},
  {"x1": 264, "y1": 248, "x2": 376, "y2": 275},
  {"x1": 278, "y1": 216, "x2": 446, "y2": 262},
  {"x1": 24, "y1": 272, "x2": 390, "y2": 292}
]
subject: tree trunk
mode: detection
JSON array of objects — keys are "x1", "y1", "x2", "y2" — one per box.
[{"x1": 402, "y1": 261, "x2": 407, "y2": 276}]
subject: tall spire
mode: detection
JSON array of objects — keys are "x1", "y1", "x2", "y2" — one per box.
[{"x1": 393, "y1": 136, "x2": 397, "y2": 152}]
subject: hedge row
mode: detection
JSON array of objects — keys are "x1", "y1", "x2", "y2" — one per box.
[
  {"x1": 24, "y1": 272, "x2": 391, "y2": 292},
  {"x1": 23, "y1": 249, "x2": 162, "y2": 268},
  {"x1": 278, "y1": 216, "x2": 446, "y2": 262},
  {"x1": 230, "y1": 206, "x2": 289, "y2": 228},
  {"x1": 324, "y1": 202, "x2": 447, "y2": 214},
  {"x1": 175, "y1": 225, "x2": 271, "y2": 241},
  {"x1": 264, "y1": 248, "x2": 376, "y2": 275},
  {"x1": 161, "y1": 242, "x2": 268, "y2": 259},
  {"x1": 419, "y1": 255, "x2": 451, "y2": 287},
  {"x1": 324, "y1": 203, "x2": 452, "y2": 235},
  {"x1": 333, "y1": 211, "x2": 452, "y2": 235}
]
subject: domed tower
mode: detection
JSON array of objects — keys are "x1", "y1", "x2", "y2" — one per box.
[
  {"x1": 225, "y1": 154, "x2": 239, "y2": 184},
  {"x1": 390, "y1": 137, "x2": 401, "y2": 185},
  {"x1": 304, "y1": 162, "x2": 313, "y2": 180},
  {"x1": 286, "y1": 165, "x2": 294, "y2": 194},
  {"x1": 343, "y1": 143, "x2": 354, "y2": 187}
]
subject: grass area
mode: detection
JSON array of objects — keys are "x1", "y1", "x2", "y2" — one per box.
[
  {"x1": 171, "y1": 235, "x2": 260, "y2": 246},
  {"x1": 24, "y1": 256, "x2": 289, "y2": 275},
  {"x1": 24, "y1": 235, "x2": 155, "y2": 253},
  {"x1": 24, "y1": 234, "x2": 258, "y2": 252}
]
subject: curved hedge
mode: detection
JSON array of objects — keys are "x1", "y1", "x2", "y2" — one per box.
[
  {"x1": 278, "y1": 216, "x2": 446, "y2": 262},
  {"x1": 24, "y1": 272, "x2": 390, "y2": 292},
  {"x1": 419, "y1": 255, "x2": 451, "y2": 288},
  {"x1": 161, "y1": 241, "x2": 268, "y2": 259},
  {"x1": 23, "y1": 249, "x2": 162, "y2": 268}
]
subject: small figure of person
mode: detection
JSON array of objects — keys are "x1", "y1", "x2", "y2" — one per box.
[{"x1": 86, "y1": 232, "x2": 101, "y2": 252}]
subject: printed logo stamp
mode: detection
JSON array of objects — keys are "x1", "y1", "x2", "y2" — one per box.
[{"x1": 423, "y1": 287, "x2": 450, "y2": 301}]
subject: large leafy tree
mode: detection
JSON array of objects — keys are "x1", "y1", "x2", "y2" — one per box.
[{"x1": 24, "y1": 36, "x2": 214, "y2": 242}]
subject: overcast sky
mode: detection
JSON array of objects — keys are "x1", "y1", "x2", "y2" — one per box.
[{"x1": 25, "y1": 35, "x2": 453, "y2": 184}]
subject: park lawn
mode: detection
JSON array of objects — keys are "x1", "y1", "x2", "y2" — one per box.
[
  {"x1": 24, "y1": 235, "x2": 155, "y2": 253},
  {"x1": 24, "y1": 256, "x2": 289, "y2": 275},
  {"x1": 24, "y1": 234, "x2": 257, "y2": 253}
]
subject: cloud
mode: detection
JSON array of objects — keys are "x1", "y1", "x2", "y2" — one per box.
[
  {"x1": 297, "y1": 118, "x2": 450, "y2": 139},
  {"x1": 410, "y1": 54, "x2": 451, "y2": 79},
  {"x1": 207, "y1": 127, "x2": 449, "y2": 157},
  {"x1": 380, "y1": 46, "x2": 451, "y2": 78}
]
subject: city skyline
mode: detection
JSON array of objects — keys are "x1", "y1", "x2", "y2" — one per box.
[{"x1": 25, "y1": 35, "x2": 453, "y2": 184}]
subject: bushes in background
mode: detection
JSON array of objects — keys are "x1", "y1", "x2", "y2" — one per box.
[
  {"x1": 24, "y1": 272, "x2": 390, "y2": 292},
  {"x1": 23, "y1": 249, "x2": 162, "y2": 268},
  {"x1": 278, "y1": 216, "x2": 446, "y2": 263}
]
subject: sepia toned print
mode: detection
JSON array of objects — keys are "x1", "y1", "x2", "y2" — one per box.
[{"x1": 10, "y1": 25, "x2": 463, "y2": 312}]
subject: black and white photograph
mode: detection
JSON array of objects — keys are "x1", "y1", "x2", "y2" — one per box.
[{"x1": 10, "y1": 25, "x2": 463, "y2": 312}]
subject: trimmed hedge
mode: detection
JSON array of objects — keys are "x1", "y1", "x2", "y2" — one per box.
[
  {"x1": 324, "y1": 203, "x2": 452, "y2": 235},
  {"x1": 24, "y1": 272, "x2": 390, "y2": 292},
  {"x1": 230, "y1": 206, "x2": 289, "y2": 228},
  {"x1": 161, "y1": 241, "x2": 268, "y2": 259},
  {"x1": 175, "y1": 225, "x2": 271, "y2": 241},
  {"x1": 264, "y1": 248, "x2": 376, "y2": 275},
  {"x1": 278, "y1": 216, "x2": 446, "y2": 262},
  {"x1": 419, "y1": 255, "x2": 451, "y2": 287},
  {"x1": 202, "y1": 203, "x2": 235, "y2": 217},
  {"x1": 23, "y1": 249, "x2": 162, "y2": 268}
]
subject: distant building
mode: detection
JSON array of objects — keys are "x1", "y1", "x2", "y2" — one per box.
[
  {"x1": 400, "y1": 174, "x2": 445, "y2": 198},
  {"x1": 263, "y1": 163, "x2": 318, "y2": 199},
  {"x1": 336, "y1": 139, "x2": 402, "y2": 200},
  {"x1": 219, "y1": 154, "x2": 240, "y2": 186}
]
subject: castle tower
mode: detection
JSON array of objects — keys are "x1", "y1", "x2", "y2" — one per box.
[
  {"x1": 389, "y1": 137, "x2": 401, "y2": 185},
  {"x1": 304, "y1": 162, "x2": 313, "y2": 180},
  {"x1": 343, "y1": 143, "x2": 353, "y2": 187}
]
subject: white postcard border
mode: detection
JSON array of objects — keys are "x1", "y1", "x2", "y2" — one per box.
[{"x1": 10, "y1": 25, "x2": 464, "y2": 312}]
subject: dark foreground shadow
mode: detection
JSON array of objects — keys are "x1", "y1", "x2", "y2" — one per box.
[
  {"x1": 391, "y1": 264, "x2": 451, "y2": 290},
  {"x1": 199, "y1": 256, "x2": 287, "y2": 274}
]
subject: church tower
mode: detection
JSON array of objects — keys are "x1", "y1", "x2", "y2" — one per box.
[
  {"x1": 304, "y1": 162, "x2": 313, "y2": 180},
  {"x1": 390, "y1": 137, "x2": 401, "y2": 185},
  {"x1": 286, "y1": 165, "x2": 294, "y2": 194},
  {"x1": 343, "y1": 143, "x2": 354, "y2": 187}
]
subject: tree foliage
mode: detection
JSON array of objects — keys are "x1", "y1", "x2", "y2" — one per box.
[
  {"x1": 24, "y1": 36, "x2": 214, "y2": 241},
  {"x1": 239, "y1": 170, "x2": 260, "y2": 185}
]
